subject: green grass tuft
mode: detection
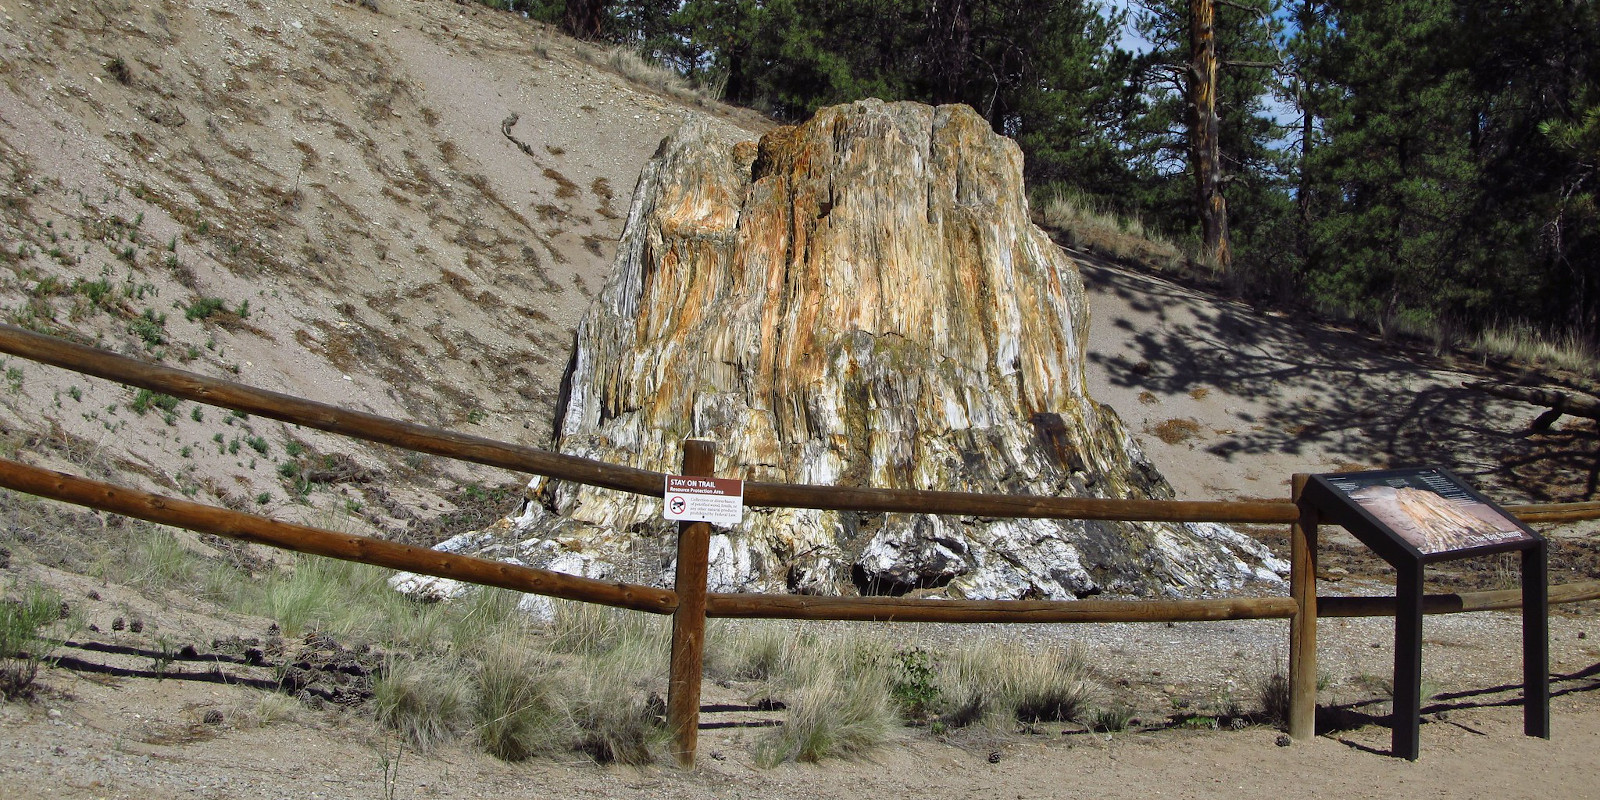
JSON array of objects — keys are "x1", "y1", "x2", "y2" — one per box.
[
  {"x1": 373, "y1": 654, "x2": 474, "y2": 751},
  {"x1": 1088, "y1": 704, "x2": 1135, "y2": 733},
  {"x1": 1, "y1": 583, "x2": 69, "y2": 700},
  {"x1": 472, "y1": 640, "x2": 569, "y2": 761},
  {"x1": 935, "y1": 641, "x2": 1092, "y2": 730},
  {"x1": 754, "y1": 668, "x2": 898, "y2": 765},
  {"x1": 184, "y1": 296, "x2": 228, "y2": 321}
]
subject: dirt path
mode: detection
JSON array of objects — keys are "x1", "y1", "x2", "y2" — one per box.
[{"x1": 3, "y1": 643, "x2": 1597, "y2": 800}]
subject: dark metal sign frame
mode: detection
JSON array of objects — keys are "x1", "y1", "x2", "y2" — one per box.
[{"x1": 1303, "y1": 467, "x2": 1549, "y2": 760}]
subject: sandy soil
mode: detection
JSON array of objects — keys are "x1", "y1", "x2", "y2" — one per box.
[
  {"x1": 2, "y1": 608, "x2": 1598, "y2": 799},
  {"x1": 1, "y1": 0, "x2": 1598, "y2": 796}
]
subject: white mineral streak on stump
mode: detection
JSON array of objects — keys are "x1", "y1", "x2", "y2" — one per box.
[{"x1": 394, "y1": 100, "x2": 1286, "y2": 602}]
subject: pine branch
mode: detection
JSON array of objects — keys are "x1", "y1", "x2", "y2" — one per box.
[{"x1": 1214, "y1": 0, "x2": 1271, "y2": 16}]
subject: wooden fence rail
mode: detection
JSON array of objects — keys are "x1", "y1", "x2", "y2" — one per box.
[
  {"x1": 0, "y1": 324, "x2": 1295, "y2": 524},
  {"x1": 0, "y1": 458, "x2": 678, "y2": 614},
  {"x1": 2, "y1": 454, "x2": 1592, "y2": 625},
  {"x1": 1, "y1": 323, "x2": 1598, "y2": 766}
]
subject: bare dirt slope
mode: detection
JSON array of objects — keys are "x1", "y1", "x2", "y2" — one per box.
[
  {"x1": 0, "y1": 0, "x2": 764, "y2": 536},
  {"x1": 1, "y1": 0, "x2": 1598, "y2": 797},
  {"x1": 1075, "y1": 251, "x2": 1600, "y2": 508}
]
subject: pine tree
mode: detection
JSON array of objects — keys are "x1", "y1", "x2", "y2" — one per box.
[
  {"x1": 1303, "y1": 0, "x2": 1600, "y2": 337},
  {"x1": 1131, "y1": 0, "x2": 1286, "y2": 273}
]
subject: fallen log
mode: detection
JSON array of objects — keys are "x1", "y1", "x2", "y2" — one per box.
[{"x1": 1463, "y1": 380, "x2": 1600, "y2": 431}]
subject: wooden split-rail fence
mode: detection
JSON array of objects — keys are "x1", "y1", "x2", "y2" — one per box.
[{"x1": 0, "y1": 323, "x2": 1597, "y2": 767}]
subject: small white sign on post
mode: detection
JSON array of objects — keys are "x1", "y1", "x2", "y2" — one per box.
[{"x1": 663, "y1": 474, "x2": 744, "y2": 526}]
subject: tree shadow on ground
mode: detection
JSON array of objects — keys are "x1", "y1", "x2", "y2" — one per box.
[
  {"x1": 1075, "y1": 255, "x2": 1600, "y2": 502},
  {"x1": 1314, "y1": 659, "x2": 1600, "y2": 755}
]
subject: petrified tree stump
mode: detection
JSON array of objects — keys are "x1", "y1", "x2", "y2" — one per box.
[{"x1": 397, "y1": 100, "x2": 1284, "y2": 602}]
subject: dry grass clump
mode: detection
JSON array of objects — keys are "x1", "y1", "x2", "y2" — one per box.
[
  {"x1": 548, "y1": 598, "x2": 666, "y2": 657},
  {"x1": 746, "y1": 630, "x2": 900, "y2": 766},
  {"x1": 236, "y1": 691, "x2": 303, "y2": 728},
  {"x1": 1037, "y1": 187, "x2": 1182, "y2": 272},
  {"x1": 372, "y1": 654, "x2": 474, "y2": 751},
  {"x1": 257, "y1": 554, "x2": 394, "y2": 639},
  {"x1": 1257, "y1": 672, "x2": 1290, "y2": 726},
  {"x1": 1472, "y1": 324, "x2": 1600, "y2": 376},
  {"x1": 706, "y1": 624, "x2": 1112, "y2": 762},
  {"x1": 1148, "y1": 417, "x2": 1203, "y2": 445},
  {"x1": 565, "y1": 642, "x2": 669, "y2": 763},
  {"x1": 599, "y1": 47, "x2": 695, "y2": 100},
  {"x1": 1308, "y1": 293, "x2": 1600, "y2": 378},
  {"x1": 754, "y1": 668, "x2": 898, "y2": 765},
  {"x1": 470, "y1": 640, "x2": 569, "y2": 761},
  {"x1": 566, "y1": 43, "x2": 719, "y2": 104},
  {"x1": 364, "y1": 590, "x2": 669, "y2": 765},
  {"x1": 934, "y1": 642, "x2": 1093, "y2": 731},
  {"x1": 121, "y1": 527, "x2": 199, "y2": 590},
  {"x1": 444, "y1": 585, "x2": 529, "y2": 655},
  {"x1": 704, "y1": 619, "x2": 790, "y2": 681}
]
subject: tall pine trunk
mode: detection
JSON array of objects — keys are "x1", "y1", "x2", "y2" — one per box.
[
  {"x1": 563, "y1": 0, "x2": 609, "y2": 40},
  {"x1": 1189, "y1": 0, "x2": 1230, "y2": 269},
  {"x1": 923, "y1": 0, "x2": 972, "y2": 105}
]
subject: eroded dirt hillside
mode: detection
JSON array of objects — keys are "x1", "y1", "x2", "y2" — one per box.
[{"x1": 0, "y1": 0, "x2": 765, "y2": 538}]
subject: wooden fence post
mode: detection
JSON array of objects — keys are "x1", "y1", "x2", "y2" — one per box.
[
  {"x1": 1288, "y1": 473, "x2": 1319, "y2": 740},
  {"x1": 667, "y1": 439, "x2": 715, "y2": 769}
]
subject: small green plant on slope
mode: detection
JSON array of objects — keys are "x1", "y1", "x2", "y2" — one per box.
[
  {"x1": 150, "y1": 636, "x2": 178, "y2": 680},
  {"x1": 104, "y1": 55, "x2": 130, "y2": 85},
  {"x1": 377, "y1": 733, "x2": 403, "y2": 800},
  {"x1": 129, "y1": 388, "x2": 180, "y2": 415},
  {"x1": 1, "y1": 583, "x2": 70, "y2": 700},
  {"x1": 128, "y1": 308, "x2": 166, "y2": 348},
  {"x1": 890, "y1": 646, "x2": 940, "y2": 721},
  {"x1": 184, "y1": 296, "x2": 228, "y2": 321},
  {"x1": 73, "y1": 278, "x2": 113, "y2": 310}
]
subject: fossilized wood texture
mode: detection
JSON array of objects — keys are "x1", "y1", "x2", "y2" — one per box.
[{"x1": 403, "y1": 100, "x2": 1284, "y2": 602}]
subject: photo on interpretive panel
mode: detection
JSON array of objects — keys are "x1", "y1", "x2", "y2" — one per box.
[{"x1": 1324, "y1": 469, "x2": 1531, "y2": 555}]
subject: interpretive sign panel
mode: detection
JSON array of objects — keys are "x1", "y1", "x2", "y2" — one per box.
[
  {"x1": 663, "y1": 475, "x2": 743, "y2": 526},
  {"x1": 1302, "y1": 467, "x2": 1548, "y2": 761},
  {"x1": 1309, "y1": 467, "x2": 1534, "y2": 561}
]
